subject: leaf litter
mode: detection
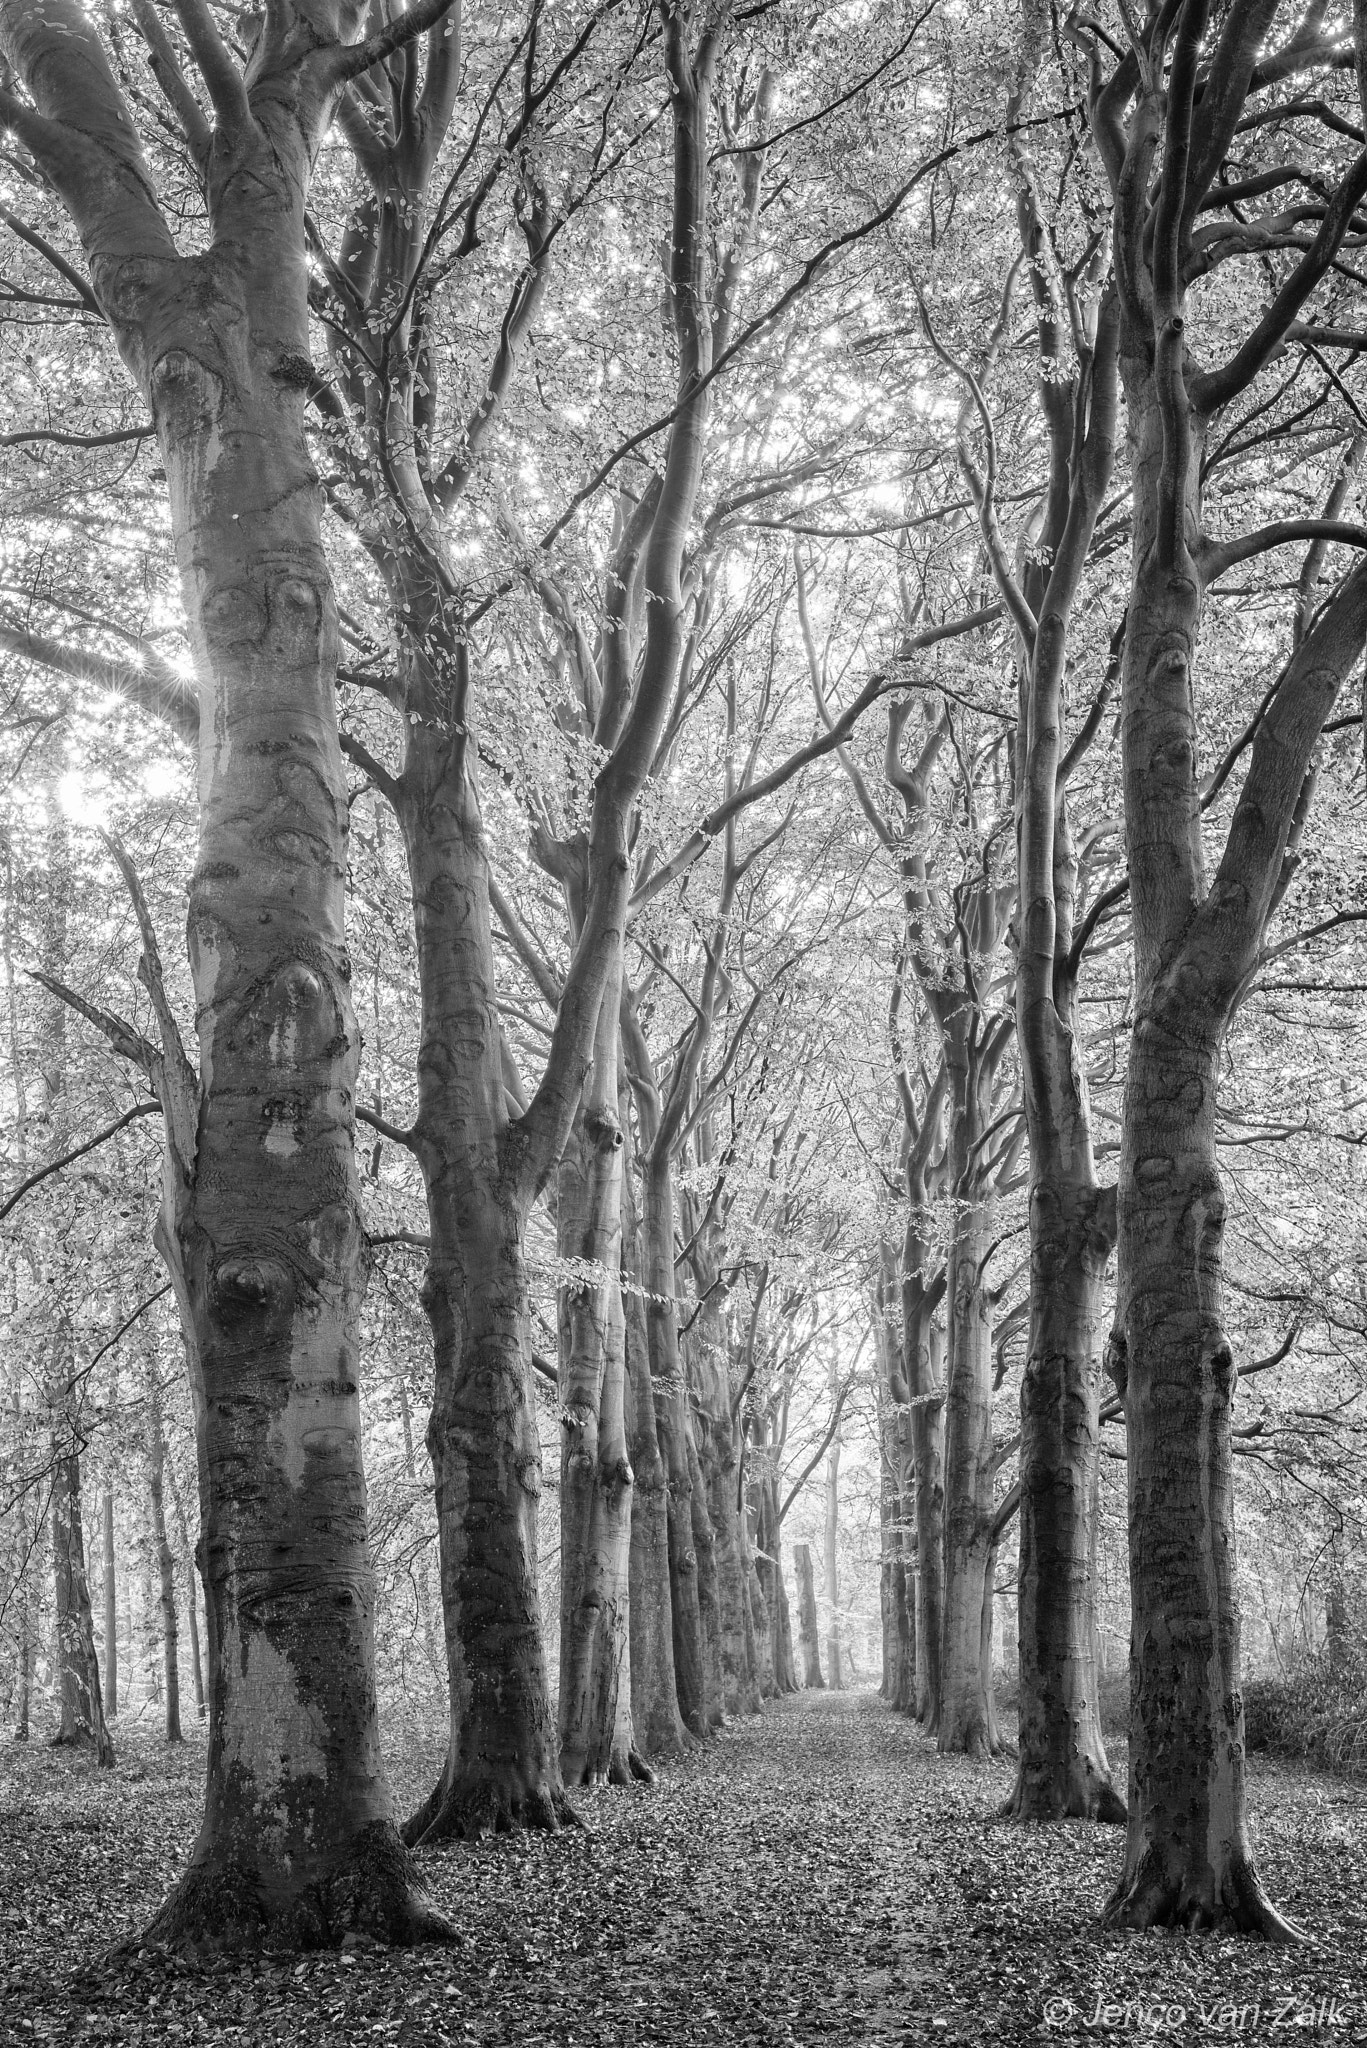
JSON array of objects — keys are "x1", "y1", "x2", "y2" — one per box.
[{"x1": 1, "y1": 1691, "x2": 1363, "y2": 2045}]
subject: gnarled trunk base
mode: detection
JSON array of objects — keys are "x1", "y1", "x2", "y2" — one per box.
[
  {"x1": 1104, "y1": 1846, "x2": 1301, "y2": 1940},
  {"x1": 404, "y1": 1765, "x2": 580, "y2": 1846},
  {"x1": 49, "y1": 1724, "x2": 115, "y2": 1766},
  {"x1": 139, "y1": 1825, "x2": 449, "y2": 1953},
  {"x1": 1001, "y1": 1760, "x2": 1126, "y2": 1823},
  {"x1": 568, "y1": 1746, "x2": 654, "y2": 1790}
]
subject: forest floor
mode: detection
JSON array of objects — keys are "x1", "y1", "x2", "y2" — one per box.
[{"x1": 1, "y1": 1689, "x2": 1364, "y2": 2047}]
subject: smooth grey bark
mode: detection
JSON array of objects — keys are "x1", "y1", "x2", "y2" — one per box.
[
  {"x1": 794, "y1": 1542, "x2": 824, "y2": 1689},
  {"x1": 1079, "y1": 0, "x2": 1367, "y2": 1934},
  {"x1": 51, "y1": 1435, "x2": 114, "y2": 1767},
  {"x1": 556, "y1": 980, "x2": 650, "y2": 1787},
  {"x1": 167, "y1": 1462, "x2": 205, "y2": 1722},
  {"x1": 146, "y1": 1360, "x2": 182, "y2": 1744},
  {"x1": 620, "y1": 1075, "x2": 689, "y2": 1757},
  {"x1": 101, "y1": 1482, "x2": 117, "y2": 1721},
  {"x1": 0, "y1": 0, "x2": 456, "y2": 1946},
  {"x1": 823, "y1": 1421, "x2": 843, "y2": 1692},
  {"x1": 958, "y1": 178, "x2": 1125, "y2": 1817}
]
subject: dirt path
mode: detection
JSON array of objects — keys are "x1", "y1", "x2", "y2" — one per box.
[{"x1": 1, "y1": 1689, "x2": 1363, "y2": 2045}]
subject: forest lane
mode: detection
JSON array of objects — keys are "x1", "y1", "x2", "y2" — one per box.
[{"x1": 2, "y1": 1690, "x2": 1363, "y2": 2047}]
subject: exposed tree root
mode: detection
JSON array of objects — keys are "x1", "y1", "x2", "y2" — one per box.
[
  {"x1": 404, "y1": 1772, "x2": 582, "y2": 1847},
  {"x1": 1104, "y1": 1846, "x2": 1304, "y2": 1941},
  {"x1": 131, "y1": 1825, "x2": 451, "y2": 1954},
  {"x1": 609, "y1": 1747, "x2": 656, "y2": 1786},
  {"x1": 560, "y1": 1744, "x2": 656, "y2": 1790},
  {"x1": 998, "y1": 1768, "x2": 1127, "y2": 1824},
  {"x1": 938, "y1": 1720, "x2": 1003, "y2": 1761}
]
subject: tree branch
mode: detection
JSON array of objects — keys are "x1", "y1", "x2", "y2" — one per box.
[
  {"x1": 1195, "y1": 143, "x2": 1367, "y2": 413},
  {"x1": 0, "y1": 621, "x2": 198, "y2": 747},
  {"x1": 168, "y1": 0, "x2": 249, "y2": 130},
  {"x1": 356, "y1": 1104, "x2": 419, "y2": 1150},
  {"x1": 0, "y1": 1100, "x2": 162, "y2": 1224},
  {"x1": 1199, "y1": 517, "x2": 1367, "y2": 583},
  {"x1": 0, "y1": 201, "x2": 100, "y2": 314},
  {"x1": 325, "y1": 0, "x2": 462, "y2": 86},
  {"x1": 630, "y1": 605, "x2": 1002, "y2": 913}
]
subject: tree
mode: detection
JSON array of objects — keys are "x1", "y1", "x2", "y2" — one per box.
[
  {"x1": 924, "y1": 47, "x2": 1126, "y2": 1819},
  {"x1": 793, "y1": 1540, "x2": 824, "y2": 1689},
  {"x1": 50, "y1": 1427, "x2": 114, "y2": 1767},
  {"x1": 1076, "y1": 0, "x2": 1367, "y2": 1933},
  {"x1": 823, "y1": 1375, "x2": 843, "y2": 1692},
  {"x1": 36, "y1": 807, "x2": 115, "y2": 1767},
  {"x1": 0, "y1": 0, "x2": 456, "y2": 1947},
  {"x1": 145, "y1": 1353, "x2": 182, "y2": 1745},
  {"x1": 816, "y1": 627, "x2": 1018, "y2": 1752},
  {"x1": 556, "y1": 948, "x2": 644, "y2": 1785}
]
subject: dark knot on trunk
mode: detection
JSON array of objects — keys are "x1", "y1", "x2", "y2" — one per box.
[
  {"x1": 215, "y1": 1254, "x2": 290, "y2": 1319},
  {"x1": 1104, "y1": 1327, "x2": 1128, "y2": 1408}
]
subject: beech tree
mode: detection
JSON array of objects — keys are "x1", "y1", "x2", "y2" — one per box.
[
  {"x1": 793, "y1": 1539, "x2": 824, "y2": 1688},
  {"x1": 1073, "y1": 0, "x2": 1367, "y2": 1934},
  {"x1": 8, "y1": 0, "x2": 1367, "y2": 1972},
  {"x1": 313, "y1": 0, "x2": 771, "y2": 1831},
  {"x1": 815, "y1": 624, "x2": 1020, "y2": 1751},
  {"x1": 921, "y1": 49, "x2": 1127, "y2": 1820},
  {"x1": 0, "y1": 0, "x2": 459, "y2": 1948}
]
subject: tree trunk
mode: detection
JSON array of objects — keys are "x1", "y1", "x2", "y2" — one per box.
[
  {"x1": 744, "y1": 1488, "x2": 774, "y2": 1700},
  {"x1": 13, "y1": 1576, "x2": 33, "y2": 1741},
  {"x1": 12, "y1": 1460, "x2": 45, "y2": 1743},
  {"x1": 879, "y1": 1478, "x2": 891, "y2": 1700},
  {"x1": 1006, "y1": 1177, "x2": 1123, "y2": 1819},
  {"x1": 904, "y1": 1207, "x2": 945, "y2": 1733},
  {"x1": 142, "y1": 1539, "x2": 163, "y2": 1710},
  {"x1": 1108, "y1": 1013, "x2": 1289, "y2": 1930},
  {"x1": 824, "y1": 1432, "x2": 842, "y2": 1692},
  {"x1": 396, "y1": 745, "x2": 568, "y2": 1842},
  {"x1": 50, "y1": 1439, "x2": 114, "y2": 1767},
  {"x1": 794, "y1": 1542, "x2": 824, "y2": 1688},
  {"x1": 121, "y1": 1541, "x2": 137, "y2": 1718},
  {"x1": 37, "y1": 779, "x2": 110, "y2": 1762},
  {"x1": 0, "y1": 0, "x2": 461, "y2": 1946},
  {"x1": 688, "y1": 1423, "x2": 724, "y2": 1727},
  {"x1": 979, "y1": 1535, "x2": 1003, "y2": 1755},
  {"x1": 167, "y1": 1463, "x2": 205, "y2": 1721},
  {"x1": 1325, "y1": 1558, "x2": 1348, "y2": 1681},
  {"x1": 620, "y1": 1085, "x2": 688, "y2": 1757},
  {"x1": 890, "y1": 1522, "x2": 915, "y2": 1712},
  {"x1": 769, "y1": 1544, "x2": 797, "y2": 1695},
  {"x1": 752, "y1": 1438, "x2": 796, "y2": 1696},
  {"x1": 938, "y1": 1048, "x2": 999, "y2": 1756},
  {"x1": 394, "y1": 1375, "x2": 443, "y2": 1683},
  {"x1": 939, "y1": 1204, "x2": 995, "y2": 1752},
  {"x1": 876, "y1": 1280, "x2": 917, "y2": 1715},
  {"x1": 992, "y1": 226, "x2": 1123, "y2": 1815},
  {"x1": 146, "y1": 1363, "x2": 183, "y2": 1744},
  {"x1": 641, "y1": 1146, "x2": 709, "y2": 1738},
  {"x1": 124, "y1": 170, "x2": 435, "y2": 1963},
  {"x1": 1104, "y1": 371, "x2": 1307, "y2": 1937},
  {"x1": 556, "y1": 989, "x2": 648, "y2": 1787},
  {"x1": 184, "y1": 1556, "x2": 204, "y2": 1724},
  {"x1": 909, "y1": 1387, "x2": 945, "y2": 1729},
  {"x1": 700, "y1": 1401, "x2": 759, "y2": 1717},
  {"x1": 102, "y1": 1481, "x2": 117, "y2": 1722}
]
